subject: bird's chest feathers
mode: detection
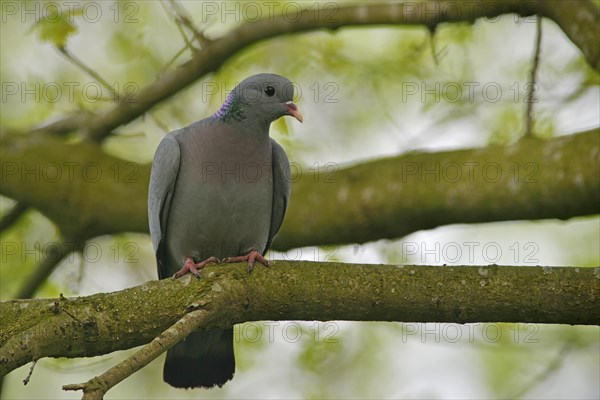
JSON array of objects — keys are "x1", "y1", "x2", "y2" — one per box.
[
  {"x1": 170, "y1": 129, "x2": 274, "y2": 255},
  {"x1": 182, "y1": 130, "x2": 273, "y2": 188}
]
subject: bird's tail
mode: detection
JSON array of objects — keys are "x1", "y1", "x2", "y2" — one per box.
[{"x1": 163, "y1": 328, "x2": 235, "y2": 388}]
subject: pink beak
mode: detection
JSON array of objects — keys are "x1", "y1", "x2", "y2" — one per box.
[{"x1": 285, "y1": 101, "x2": 304, "y2": 123}]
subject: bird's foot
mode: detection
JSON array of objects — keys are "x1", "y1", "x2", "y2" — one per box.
[
  {"x1": 173, "y1": 256, "x2": 220, "y2": 279},
  {"x1": 222, "y1": 250, "x2": 269, "y2": 273}
]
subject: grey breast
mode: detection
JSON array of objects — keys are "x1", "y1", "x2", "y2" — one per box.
[{"x1": 164, "y1": 119, "x2": 273, "y2": 271}]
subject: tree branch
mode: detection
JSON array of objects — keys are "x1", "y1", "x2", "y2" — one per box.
[
  {"x1": 509, "y1": 343, "x2": 571, "y2": 398},
  {"x1": 36, "y1": 1, "x2": 599, "y2": 139},
  {"x1": 0, "y1": 202, "x2": 28, "y2": 233},
  {"x1": 276, "y1": 129, "x2": 600, "y2": 250},
  {"x1": 56, "y1": 47, "x2": 113, "y2": 94},
  {"x1": 1, "y1": 261, "x2": 599, "y2": 378},
  {"x1": 524, "y1": 15, "x2": 542, "y2": 138},
  {"x1": 1, "y1": 129, "x2": 597, "y2": 247},
  {"x1": 164, "y1": 0, "x2": 209, "y2": 48},
  {"x1": 537, "y1": 0, "x2": 599, "y2": 71},
  {"x1": 62, "y1": 310, "x2": 209, "y2": 400},
  {"x1": 0, "y1": 133, "x2": 148, "y2": 239}
]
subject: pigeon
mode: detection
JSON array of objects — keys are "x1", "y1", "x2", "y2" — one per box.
[{"x1": 148, "y1": 73, "x2": 302, "y2": 389}]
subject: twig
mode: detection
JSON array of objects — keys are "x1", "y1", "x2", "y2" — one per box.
[
  {"x1": 63, "y1": 310, "x2": 209, "y2": 400},
  {"x1": 15, "y1": 240, "x2": 81, "y2": 299},
  {"x1": 0, "y1": 201, "x2": 28, "y2": 232},
  {"x1": 525, "y1": 15, "x2": 543, "y2": 138},
  {"x1": 28, "y1": 2, "x2": 597, "y2": 140},
  {"x1": 160, "y1": 43, "x2": 192, "y2": 73},
  {"x1": 511, "y1": 343, "x2": 571, "y2": 398},
  {"x1": 147, "y1": 113, "x2": 171, "y2": 134},
  {"x1": 165, "y1": 0, "x2": 209, "y2": 47},
  {"x1": 159, "y1": 0, "x2": 195, "y2": 54},
  {"x1": 427, "y1": 25, "x2": 441, "y2": 66},
  {"x1": 22, "y1": 360, "x2": 37, "y2": 385},
  {"x1": 60, "y1": 306, "x2": 85, "y2": 325},
  {"x1": 56, "y1": 47, "x2": 113, "y2": 92}
]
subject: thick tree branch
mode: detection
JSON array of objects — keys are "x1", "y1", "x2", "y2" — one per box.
[
  {"x1": 1, "y1": 130, "x2": 597, "y2": 247},
  {"x1": 1, "y1": 262, "x2": 599, "y2": 378},
  {"x1": 538, "y1": 0, "x2": 599, "y2": 71},
  {"x1": 277, "y1": 130, "x2": 600, "y2": 249},
  {"x1": 37, "y1": 1, "x2": 599, "y2": 139},
  {"x1": 0, "y1": 133, "x2": 149, "y2": 239}
]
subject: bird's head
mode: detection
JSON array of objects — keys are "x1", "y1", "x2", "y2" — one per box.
[{"x1": 214, "y1": 73, "x2": 303, "y2": 125}]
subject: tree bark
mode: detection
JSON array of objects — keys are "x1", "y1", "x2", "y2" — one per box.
[
  {"x1": 1, "y1": 130, "x2": 598, "y2": 247},
  {"x1": 1, "y1": 261, "x2": 599, "y2": 377}
]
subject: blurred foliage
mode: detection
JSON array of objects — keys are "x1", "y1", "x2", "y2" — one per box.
[
  {"x1": 0, "y1": 202, "x2": 61, "y2": 300},
  {"x1": 30, "y1": 3, "x2": 79, "y2": 48},
  {"x1": 478, "y1": 324, "x2": 600, "y2": 399}
]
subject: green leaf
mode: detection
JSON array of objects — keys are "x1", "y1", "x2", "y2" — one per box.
[{"x1": 31, "y1": 7, "x2": 78, "y2": 48}]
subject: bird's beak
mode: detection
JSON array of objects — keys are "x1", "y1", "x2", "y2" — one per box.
[{"x1": 285, "y1": 101, "x2": 303, "y2": 123}]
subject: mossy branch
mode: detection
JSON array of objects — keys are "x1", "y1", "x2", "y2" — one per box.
[
  {"x1": 1, "y1": 261, "x2": 599, "y2": 379},
  {"x1": 62, "y1": 310, "x2": 210, "y2": 400},
  {"x1": 1, "y1": 130, "x2": 598, "y2": 247}
]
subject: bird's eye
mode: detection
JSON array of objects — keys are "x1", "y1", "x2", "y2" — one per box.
[{"x1": 264, "y1": 86, "x2": 275, "y2": 97}]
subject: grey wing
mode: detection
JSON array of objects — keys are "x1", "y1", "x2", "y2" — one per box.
[
  {"x1": 148, "y1": 134, "x2": 181, "y2": 279},
  {"x1": 264, "y1": 139, "x2": 291, "y2": 254}
]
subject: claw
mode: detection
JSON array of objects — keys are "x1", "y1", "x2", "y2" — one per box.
[
  {"x1": 222, "y1": 250, "x2": 269, "y2": 273},
  {"x1": 172, "y1": 256, "x2": 219, "y2": 279}
]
